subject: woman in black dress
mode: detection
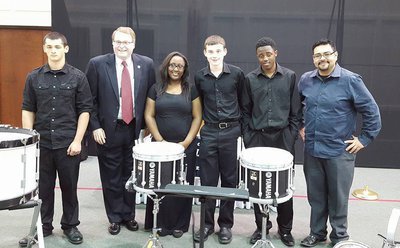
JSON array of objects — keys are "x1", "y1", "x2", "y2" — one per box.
[{"x1": 144, "y1": 51, "x2": 202, "y2": 237}]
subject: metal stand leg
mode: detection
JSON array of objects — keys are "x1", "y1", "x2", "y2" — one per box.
[
  {"x1": 252, "y1": 204, "x2": 275, "y2": 248},
  {"x1": 143, "y1": 194, "x2": 163, "y2": 248}
]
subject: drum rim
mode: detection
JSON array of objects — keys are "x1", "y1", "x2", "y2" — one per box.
[
  {"x1": 333, "y1": 240, "x2": 370, "y2": 247},
  {"x1": 248, "y1": 191, "x2": 293, "y2": 205},
  {"x1": 0, "y1": 127, "x2": 39, "y2": 148},
  {"x1": 0, "y1": 188, "x2": 38, "y2": 210},
  {"x1": 133, "y1": 142, "x2": 185, "y2": 161},
  {"x1": 240, "y1": 147, "x2": 293, "y2": 170}
]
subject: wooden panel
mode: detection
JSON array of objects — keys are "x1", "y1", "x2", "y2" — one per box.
[{"x1": 0, "y1": 28, "x2": 49, "y2": 127}]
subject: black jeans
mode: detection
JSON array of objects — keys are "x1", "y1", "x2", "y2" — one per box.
[{"x1": 39, "y1": 147, "x2": 81, "y2": 231}]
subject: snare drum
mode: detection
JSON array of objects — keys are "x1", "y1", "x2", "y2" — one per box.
[
  {"x1": 333, "y1": 241, "x2": 370, "y2": 248},
  {"x1": 0, "y1": 126, "x2": 39, "y2": 209},
  {"x1": 132, "y1": 142, "x2": 185, "y2": 194},
  {"x1": 239, "y1": 147, "x2": 293, "y2": 204}
]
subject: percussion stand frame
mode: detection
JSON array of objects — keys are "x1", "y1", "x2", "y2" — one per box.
[
  {"x1": 143, "y1": 193, "x2": 165, "y2": 248},
  {"x1": 10, "y1": 197, "x2": 44, "y2": 248},
  {"x1": 252, "y1": 204, "x2": 276, "y2": 248}
]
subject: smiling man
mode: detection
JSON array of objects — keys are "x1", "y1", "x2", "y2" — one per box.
[
  {"x1": 298, "y1": 39, "x2": 381, "y2": 247},
  {"x1": 241, "y1": 37, "x2": 301, "y2": 247},
  {"x1": 194, "y1": 35, "x2": 245, "y2": 244},
  {"x1": 21, "y1": 32, "x2": 92, "y2": 245},
  {"x1": 85, "y1": 27, "x2": 155, "y2": 235}
]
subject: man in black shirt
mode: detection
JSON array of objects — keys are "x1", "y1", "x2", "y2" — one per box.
[
  {"x1": 242, "y1": 37, "x2": 302, "y2": 247},
  {"x1": 22, "y1": 32, "x2": 92, "y2": 245},
  {"x1": 194, "y1": 35, "x2": 245, "y2": 244}
]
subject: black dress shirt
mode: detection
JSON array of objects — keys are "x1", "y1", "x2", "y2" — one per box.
[
  {"x1": 242, "y1": 64, "x2": 301, "y2": 132},
  {"x1": 194, "y1": 63, "x2": 245, "y2": 123},
  {"x1": 22, "y1": 64, "x2": 92, "y2": 149}
]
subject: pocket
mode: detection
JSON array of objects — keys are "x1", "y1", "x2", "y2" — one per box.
[
  {"x1": 34, "y1": 83, "x2": 50, "y2": 96},
  {"x1": 59, "y1": 83, "x2": 77, "y2": 98}
]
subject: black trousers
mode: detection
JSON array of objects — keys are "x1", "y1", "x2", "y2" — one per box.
[
  {"x1": 39, "y1": 147, "x2": 80, "y2": 231},
  {"x1": 198, "y1": 124, "x2": 241, "y2": 229},
  {"x1": 243, "y1": 127, "x2": 295, "y2": 234},
  {"x1": 97, "y1": 121, "x2": 136, "y2": 223}
]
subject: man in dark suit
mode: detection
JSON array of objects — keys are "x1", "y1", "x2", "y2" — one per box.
[{"x1": 86, "y1": 26, "x2": 156, "y2": 235}]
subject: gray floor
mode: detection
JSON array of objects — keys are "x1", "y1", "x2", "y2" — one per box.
[{"x1": 1, "y1": 156, "x2": 400, "y2": 248}]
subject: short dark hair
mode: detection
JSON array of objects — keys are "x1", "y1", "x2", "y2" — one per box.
[
  {"x1": 43, "y1": 32, "x2": 68, "y2": 46},
  {"x1": 157, "y1": 51, "x2": 190, "y2": 100},
  {"x1": 312, "y1": 38, "x2": 336, "y2": 52},
  {"x1": 256, "y1": 37, "x2": 277, "y2": 50}
]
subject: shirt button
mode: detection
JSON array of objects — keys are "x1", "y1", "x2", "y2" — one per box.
[
  {"x1": 51, "y1": 119, "x2": 55, "y2": 122},
  {"x1": 51, "y1": 129, "x2": 54, "y2": 132},
  {"x1": 53, "y1": 97, "x2": 56, "y2": 100},
  {"x1": 52, "y1": 108, "x2": 55, "y2": 111},
  {"x1": 54, "y1": 75, "x2": 56, "y2": 78},
  {"x1": 53, "y1": 86, "x2": 56, "y2": 88}
]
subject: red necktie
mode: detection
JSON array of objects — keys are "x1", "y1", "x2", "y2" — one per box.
[{"x1": 121, "y1": 61, "x2": 134, "y2": 124}]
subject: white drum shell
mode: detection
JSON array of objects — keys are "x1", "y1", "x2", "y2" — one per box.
[{"x1": 132, "y1": 142, "x2": 184, "y2": 161}]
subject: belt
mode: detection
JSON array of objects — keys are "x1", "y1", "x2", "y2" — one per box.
[{"x1": 205, "y1": 121, "x2": 239, "y2": 129}]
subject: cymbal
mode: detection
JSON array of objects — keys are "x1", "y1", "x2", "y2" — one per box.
[{"x1": 352, "y1": 186, "x2": 378, "y2": 200}]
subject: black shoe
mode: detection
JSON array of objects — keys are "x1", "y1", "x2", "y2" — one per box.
[
  {"x1": 19, "y1": 229, "x2": 53, "y2": 247},
  {"x1": 279, "y1": 231, "x2": 295, "y2": 247},
  {"x1": 250, "y1": 228, "x2": 269, "y2": 244},
  {"x1": 63, "y1": 227, "x2": 83, "y2": 244},
  {"x1": 123, "y1": 219, "x2": 139, "y2": 231},
  {"x1": 300, "y1": 235, "x2": 327, "y2": 247},
  {"x1": 218, "y1": 227, "x2": 232, "y2": 244},
  {"x1": 108, "y1": 223, "x2": 121, "y2": 235},
  {"x1": 172, "y1": 230, "x2": 184, "y2": 238},
  {"x1": 193, "y1": 227, "x2": 214, "y2": 242}
]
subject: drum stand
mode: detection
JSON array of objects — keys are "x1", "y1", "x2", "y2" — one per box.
[
  {"x1": 10, "y1": 196, "x2": 44, "y2": 248},
  {"x1": 252, "y1": 204, "x2": 275, "y2": 248},
  {"x1": 143, "y1": 193, "x2": 165, "y2": 248}
]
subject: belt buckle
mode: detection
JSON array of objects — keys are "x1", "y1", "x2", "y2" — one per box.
[{"x1": 218, "y1": 122, "x2": 228, "y2": 129}]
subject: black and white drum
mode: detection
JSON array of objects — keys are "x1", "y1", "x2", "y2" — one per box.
[
  {"x1": 0, "y1": 126, "x2": 39, "y2": 209},
  {"x1": 239, "y1": 147, "x2": 294, "y2": 205},
  {"x1": 132, "y1": 142, "x2": 185, "y2": 194},
  {"x1": 333, "y1": 241, "x2": 370, "y2": 248}
]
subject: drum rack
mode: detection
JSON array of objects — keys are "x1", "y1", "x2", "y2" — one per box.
[
  {"x1": 9, "y1": 197, "x2": 45, "y2": 248},
  {"x1": 252, "y1": 204, "x2": 276, "y2": 248}
]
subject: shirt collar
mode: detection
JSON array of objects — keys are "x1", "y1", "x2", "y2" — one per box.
[
  {"x1": 116, "y1": 56, "x2": 133, "y2": 67},
  {"x1": 43, "y1": 63, "x2": 68, "y2": 74},
  {"x1": 203, "y1": 62, "x2": 230, "y2": 76},
  {"x1": 255, "y1": 63, "x2": 283, "y2": 78},
  {"x1": 311, "y1": 63, "x2": 342, "y2": 78}
]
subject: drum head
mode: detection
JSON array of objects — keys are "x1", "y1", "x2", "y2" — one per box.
[
  {"x1": 133, "y1": 142, "x2": 184, "y2": 161},
  {"x1": 333, "y1": 241, "x2": 370, "y2": 248},
  {"x1": 240, "y1": 147, "x2": 293, "y2": 170}
]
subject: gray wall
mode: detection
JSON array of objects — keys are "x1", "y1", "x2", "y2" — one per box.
[{"x1": 54, "y1": 0, "x2": 400, "y2": 168}]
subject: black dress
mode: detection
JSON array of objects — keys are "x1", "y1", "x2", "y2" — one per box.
[{"x1": 144, "y1": 83, "x2": 199, "y2": 235}]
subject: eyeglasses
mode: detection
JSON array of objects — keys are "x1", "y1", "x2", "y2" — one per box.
[
  {"x1": 168, "y1": 63, "x2": 185, "y2": 70},
  {"x1": 113, "y1": 40, "x2": 134, "y2": 46},
  {"x1": 312, "y1": 51, "x2": 336, "y2": 59}
]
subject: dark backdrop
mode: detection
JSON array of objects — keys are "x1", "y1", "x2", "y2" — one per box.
[{"x1": 53, "y1": 0, "x2": 400, "y2": 168}]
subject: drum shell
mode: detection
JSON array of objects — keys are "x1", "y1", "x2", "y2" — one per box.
[
  {"x1": 0, "y1": 128, "x2": 39, "y2": 209},
  {"x1": 134, "y1": 159, "x2": 183, "y2": 189},
  {"x1": 239, "y1": 147, "x2": 293, "y2": 205}
]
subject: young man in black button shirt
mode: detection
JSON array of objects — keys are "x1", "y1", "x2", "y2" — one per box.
[
  {"x1": 194, "y1": 35, "x2": 245, "y2": 244},
  {"x1": 22, "y1": 32, "x2": 92, "y2": 245},
  {"x1": 241, "y1": 37, "x2": 302, "y2": 247}
]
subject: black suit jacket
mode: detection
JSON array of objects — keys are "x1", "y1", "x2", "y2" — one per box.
[{"x1": 86, "y1": 53, "x2": 156, "y2": 140}]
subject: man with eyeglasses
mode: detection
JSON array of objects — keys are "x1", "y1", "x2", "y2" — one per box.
[
  {"x1": 298, "y1": 39, "x2": 381, "y2": 247},
  {"x1": 85, "y1": 26, "x2": 156, "y2": 235}
]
